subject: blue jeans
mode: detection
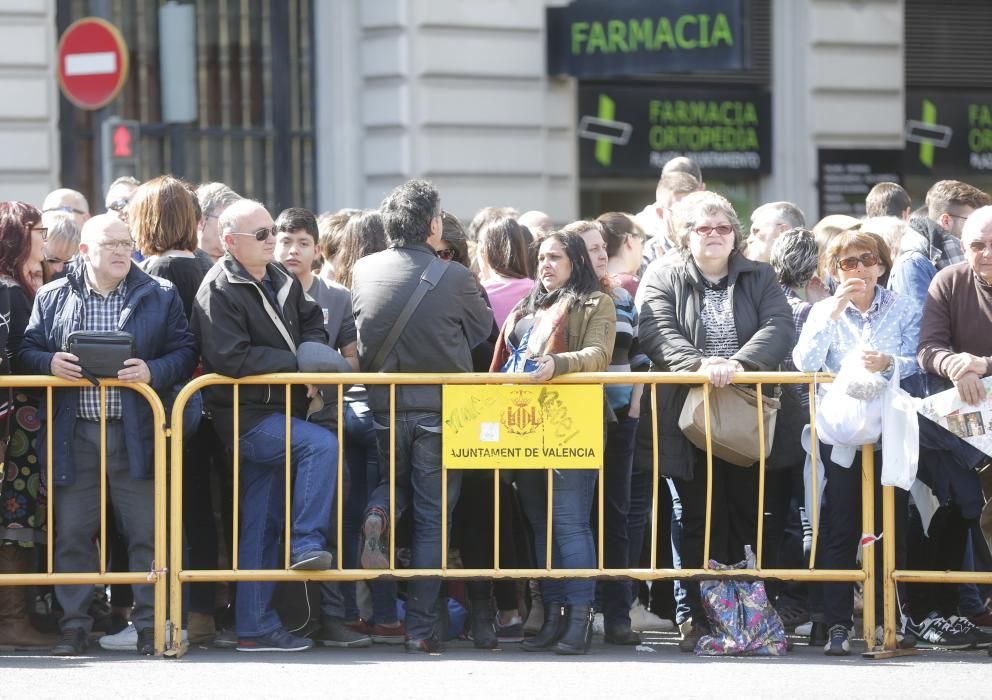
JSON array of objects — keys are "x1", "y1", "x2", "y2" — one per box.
[
  {"x1": 600, "y1": 415, "x2": 637, "y2": 626},
  {"x1": 235, "y1": 413, "x2": 336, "y2": 638},
  {"x1": 321, "y1": 401, "x2": 398, "y2": 623},
  {"x1": 516, "y1": 469, "x2": 597, "y2": 606},
  {"x1": 367, "y1": 411, "x2": 461, "y2": 640}
]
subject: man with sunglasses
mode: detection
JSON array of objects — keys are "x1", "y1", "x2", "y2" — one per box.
[
  {"x1": 41, "y1": 188, "x2": 90, "y2": 228},
  {"x1": 909, "y1": 180, "x2": 991, "y2": 271},
  {"x1": 192, "y1": 198, "x2": 338, "y2": 652}
]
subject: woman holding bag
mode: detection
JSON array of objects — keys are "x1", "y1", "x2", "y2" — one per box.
[
  {"x1": 792, "y1": 228, "x2": 918, "y2": 656},
  {"x1": 637, "y1": 191, "x2": 793, "y2": 652},
  {"x1": 490, "y1": 228, "x2": 616, "y2": 655}
]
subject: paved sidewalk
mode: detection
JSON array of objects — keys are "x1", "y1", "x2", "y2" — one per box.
[{"x1": 1, "y1": 631, "x2": 988, "y2": 699}]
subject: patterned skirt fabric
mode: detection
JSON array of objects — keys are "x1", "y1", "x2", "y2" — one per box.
[{"x1": 0, "y1": 390, "x2": 47, "y2": 547}]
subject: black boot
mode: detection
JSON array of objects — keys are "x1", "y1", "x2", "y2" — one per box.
[
  {"x1": 521, "y1": 603, "x2": 566, "y2": 652},
  {"x1": 469, "y1": 599, "x2": 498, "y2": 650},
  {"x1": 555, "y1": 604, "x2": 594, "y2": 655}
]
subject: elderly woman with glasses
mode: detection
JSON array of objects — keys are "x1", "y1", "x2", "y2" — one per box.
[
  {"x1": 636, "y1": 191, "x2": 794, "y2": 652},
  {"x1": 792, "y1": 228, "x2": 919, "y2": 656}
]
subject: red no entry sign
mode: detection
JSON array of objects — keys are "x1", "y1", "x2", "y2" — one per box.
[{"x1": 57, "y1": 17, "x2": 129, "y2": 110}]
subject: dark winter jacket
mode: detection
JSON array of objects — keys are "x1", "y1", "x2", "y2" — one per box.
[
  {"x1": 191, "y1": 254, "x2": 327, "y2": 444},
  {"x1": 350, "y1": 242, "x2": 493, "y2": 413},
  {"x1": 634, "y1": 252, "x2": 794, "y2": 480},
  {"x1": 17, "y1": 262, "x2": 197, "y2": 485}
]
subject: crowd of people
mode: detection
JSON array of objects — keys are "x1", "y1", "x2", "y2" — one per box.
[{"x1": 0, "y1": 158, "x2": 990, "y2": 660}]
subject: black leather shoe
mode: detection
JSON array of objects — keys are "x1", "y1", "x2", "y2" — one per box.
[
  {"x1": 555, "y1": 605, "x2": 594, "y2": 655},
  {"x1": 469, "y1": 601, "x2": 499, "y2": 650},
  {"x1": 51, "y1": 627, "x2": 88, "y2": 656},
  {"x1": 809, "y1": 621, "x2": 828, "y2": 647},
  {"x1": 604, "y1": 621, "x2": 641, "y2": 646},
  {"x1": 137, "y1": 628, "x2": 155, "y2": 655},
  {"x1": 521, "y1": 603, "x2": 567, "y2": 652}
]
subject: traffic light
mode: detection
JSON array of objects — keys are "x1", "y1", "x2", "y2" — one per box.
[{"x1": 100, "y1": 118, "x2": 140, "y2": 196}]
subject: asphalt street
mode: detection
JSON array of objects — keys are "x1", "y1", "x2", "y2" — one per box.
[{"x1": 1, "y1": 630, "x2": 988, "y2": 699}]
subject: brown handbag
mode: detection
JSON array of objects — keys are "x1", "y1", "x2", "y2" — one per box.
[{"x1": 678, "y1": 384, "x2": 780, "y2": 467}]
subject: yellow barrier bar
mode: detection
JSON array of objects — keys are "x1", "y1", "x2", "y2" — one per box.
[
  {"x1": 882, "y1": 485, "x2": 898, "y2": 651},
  {"x1": 284, "y1": 384, "x2": 292, "y2": 569},
  {"x1": 149, "y1": 385, "x2": 168, "y2": 657},
  {"x1": 545, "y1": 469, "x2": 553, "y2": 572},
  {"x1": 493, "y1": 468, "x2": 500, "y2": 571},
  {"x1": 861, "y1": 448, "x2": 876, "y2": 650},
  {"x1": 46, "y1": 386, "x2": 53, "y2": 574},
  {"x1": 232, "y1": 384, "x2": 240, "y2": 571},
  {"x1": 755, "y1": 383, "x2": 766, "y2": 569},
  {"x1": 337, "y1": 384, "x2": 344, "y2": 572},
  {"x1": 175, "y1": 567, "x2": 867, "y2": 583},
  {"x1": 99, "y1": 384, "x2": 107, "y2": 575},
  {"x1": 650, "y1": 383, "x2": 659, "y2": 571},
  {"x1": 892, "y1": 571, "x2": 992, "y2": 584},
  {"x1": 169, "y1": 387, "x2": 185, "y2": 656},
  {"x1": 389, "y1": 383, "x2": 396, "y2": 570},
  {"x1": 702, "y1": 382, "x2": 713, "y2": 569},
  {"x1": 597, "y1": 423, "x2": 605, "y2": 570},
  {"x1": 441, "y1": 462, "x2": 448, "y2": 572},
  {"x1": 808, "y1": 380, "x2": 820, "y2": 568}
]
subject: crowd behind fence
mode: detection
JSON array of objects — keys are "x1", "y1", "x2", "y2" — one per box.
[{"x1": 1, "y1": 370, "x2": 972, "y2": 658}]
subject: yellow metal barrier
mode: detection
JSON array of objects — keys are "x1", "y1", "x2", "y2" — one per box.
[
  {"x1": 166, "y1": 370, "x2": 902, "y2": 657},
  {"x1": 0, "y1": 376, "x2": 169, "y2": 655}
]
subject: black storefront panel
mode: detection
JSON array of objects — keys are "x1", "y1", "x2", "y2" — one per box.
[
  {"x1": 817, "y1": 149, "x2": 903, "y2": 218},
  {"x1": 578, "y1": 84, "x2": 771, "y2": 178},
  {"x1": 546, "y1": 0, "x2": 748, "y2": 79}
]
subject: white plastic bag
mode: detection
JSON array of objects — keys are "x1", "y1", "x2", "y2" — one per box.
[
  {"x1": 815, "y1": 360, "x2": 883, "y2": 447},
  {"x1": 881, "y1": 360, "x2": 919, "y2": 490}
]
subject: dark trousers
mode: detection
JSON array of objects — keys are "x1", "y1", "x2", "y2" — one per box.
[
  {"x1": 56, "y1": 421, "x2": 155, "y2": 633},
  {"x1": 762, "y1": 464, "x2": 809, "y2": 606},
  {"x1": 598, "y1": 414, "x2": 637, "y2": 626},
  {"x1": 905, "y1": 503, "x2": 970, "y2": 621},
  {"x1": 819, "y1": 444, "x2": 907, "y2": 629},
  {"x1": 672, "y1": 451, "x2": 759, "y2": 623}
]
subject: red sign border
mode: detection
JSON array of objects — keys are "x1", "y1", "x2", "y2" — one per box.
[{"x1": 57, "y1": 17, "x2": 130, "y2": 111}]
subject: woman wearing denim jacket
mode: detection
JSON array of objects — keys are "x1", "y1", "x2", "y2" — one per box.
[
  {"x1": 792, "y1": 228, "x2": 919, "y2": 656},
  {"x1": 490, "y1": 228, "x2": 616, "y2": 655}
]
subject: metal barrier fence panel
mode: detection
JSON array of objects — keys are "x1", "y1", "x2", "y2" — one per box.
[
  {"x1": 0, "y1": 377, "x2": 169, "y2": 655},
  {"x1": 166, "y1": 371, "x2": 901, "y2": 657}
]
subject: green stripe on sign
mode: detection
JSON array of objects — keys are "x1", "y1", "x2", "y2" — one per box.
[
  {"x1": 595, "y1": 94, "x2": 615, "y2": 167},
  {"x1": 920, "y1": 99, "x2": 936, "y2": 169}
]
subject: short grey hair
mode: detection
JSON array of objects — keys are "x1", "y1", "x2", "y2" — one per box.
[
  {"x1": 671, "y1": 191, "x2": 745, "y2": 252},
  {"x1": 41, "y1": 211, "x2": 81, "y2": 249},
  {"x1": 771, "y1": 227, "x2": 819, "y2": 288},
  {"x1": 751, "y1": 201, "x2": 806, "y2": 230},
  {"x1": 196, "y1": 182, "x2": 241, "y2": 218}
]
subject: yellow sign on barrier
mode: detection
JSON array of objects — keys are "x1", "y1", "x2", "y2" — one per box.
[{"x1": 442, "y1": 384, "x2": 603, "y2": 469}]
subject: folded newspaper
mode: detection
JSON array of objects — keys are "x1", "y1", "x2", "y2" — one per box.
[{"x1": 917, "y1": 376, "x2": 992, "y2": 459}]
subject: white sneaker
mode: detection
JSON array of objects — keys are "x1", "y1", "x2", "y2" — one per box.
[
  {"x1": 795, "y1": 621, "x2": 813, "y2": 636},
  {"x1": 99, "y1": 623, "x2": 188, "y2": 651},
  {"x1": 629, "y1": 601, "x2": 674, "y2": 632},
  {"x1": 592, "y1": 612, "x2": 605, "y2": 637}
]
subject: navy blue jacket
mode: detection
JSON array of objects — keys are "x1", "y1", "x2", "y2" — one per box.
[{"x1": 17, "y1": 262, "x2": 198, "y2": 485}]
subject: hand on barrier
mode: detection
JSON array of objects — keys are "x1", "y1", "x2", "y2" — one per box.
[
  {"x1": 700, "y1": 357, "x2": 741, "y2": 389},
  {"x1": 50, "y1": 351, "x2": 82, "y2": 380},
  {"x1": 945, "y1": 352, "x2": 988, "y2": 382},
  {"x1": 118, "y1": 358, "x2": 151, "y2": 383},
  {"x1": 529, "y1": 355, "x2": 555, "y2": 382}
]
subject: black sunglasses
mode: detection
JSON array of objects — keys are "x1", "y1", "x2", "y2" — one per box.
[
  {"x1": 435, "y1": 247, "x2": 456, "y2": 261},
  {"x1": 230, "y1": 227, "x2": 276, "y2": 241},
  {"x1": 837, "y1": 251, "x2": 879, "y2": 272}
]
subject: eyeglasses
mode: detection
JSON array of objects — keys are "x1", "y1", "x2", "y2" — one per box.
[
  {"x1": 948, "y1": 213, "x2": 970, "y2": 222},
  {"x1": 30, "y1": 226, "x2": 49, "y2": 241},
  {"x1": 229, "y1": 227, "x2": 276, "y2": 241},
  {"x1": 96, "y1": 239, "x2": 135, "y2": 253},
  {"x1": 107, "y1": 198, "x2": 130, "y2": 213},
  {"x1": 435, "y1": 247, "x2": 456, "y2": 261},
  {"x1": 693, "y1": 224, "x2": 734, "y2": 237},
  {"x1": 45, "y1": 255, "x2": 72, "y2": 266},
  {"x1": 968, "y1": 240, "x2": 992, "y2": 254},
  {"x1": 837, "y1": 251, "x2": 879, "y2": 271},
  {"x1": 42, "y1": 206, "x2": 86, "y2": 216}
]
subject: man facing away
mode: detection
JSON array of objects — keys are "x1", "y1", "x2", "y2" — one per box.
[{"x1": 350, "y1": 179, "x2": 492, "y2": 653}]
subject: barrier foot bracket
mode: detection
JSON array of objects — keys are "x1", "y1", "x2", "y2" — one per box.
[{"x1": 862, "y1": 647, "x2": 919, "y2": 660}]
